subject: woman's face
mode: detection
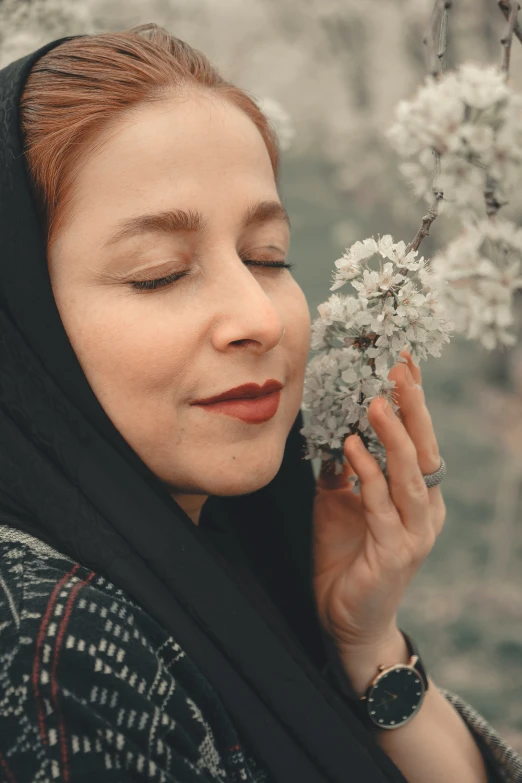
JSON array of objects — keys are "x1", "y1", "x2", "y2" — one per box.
[{"x1": 47, "y1": 92, "x2": 311, "y2": 524}]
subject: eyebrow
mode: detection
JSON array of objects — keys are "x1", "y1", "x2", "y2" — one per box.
[{"x1": 101, "y1": 199, "x2": 291, "y2": 249}]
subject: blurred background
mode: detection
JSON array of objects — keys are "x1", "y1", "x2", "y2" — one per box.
[{"x1": 1, "y1": 0, "x2": 522, "y2": 751}]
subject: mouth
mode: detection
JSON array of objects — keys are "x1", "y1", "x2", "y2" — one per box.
[
  {"x1": 193, "y1": 389, "x2": 282, "y2": 424},
  {"x1": 193, "y1": 378, "x2": 283, "y2": 405}
]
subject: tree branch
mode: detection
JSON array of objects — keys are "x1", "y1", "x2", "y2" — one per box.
[
  {"x1": 484, "y1": 173, "x2": 509, "y2": 217},
  {"x1": 405, "y1": 0, "x2": 451, "y2": 258},
  {"x1": 405, "y1": 187, "x2": 444, "y2": 255},
  {"x1": 499, "y1": 0, "x2": 520, "y2": 74},
  {"x1": 498, "y1": 0, "x2": 522, "y2": 47},
  {"x1": 437, "y1": 0, "x2": 452, "y2": 74},
  {"x1": 483, "y1": 1, "x2": 520, "y2": 217},
  {"x1": 423, "y1": 1, "x2": 440, "y2": 76}
]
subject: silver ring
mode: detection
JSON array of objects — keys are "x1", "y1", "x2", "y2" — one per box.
[{"x1": 422, "y1": 456, "x2": 446, "y2": 488}]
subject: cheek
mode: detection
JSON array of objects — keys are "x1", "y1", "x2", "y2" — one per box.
[
  {"x1": 63, "y1": 297, "x2": 186, "y2": 458},
  {"x1": 61, "y1": 292, "x2": 185, "y2": 401},
  {"x1": 57, "y1": 279, "x2": 310, "y2": 414}
]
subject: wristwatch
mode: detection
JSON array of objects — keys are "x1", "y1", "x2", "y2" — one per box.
[{"x1": 322, "y1": 629, "x2": 429, "y2": 731}]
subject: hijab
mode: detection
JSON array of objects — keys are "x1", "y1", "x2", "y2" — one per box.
[{"x1": 0, "y1": 35, "x2": 409, "y2": 783}]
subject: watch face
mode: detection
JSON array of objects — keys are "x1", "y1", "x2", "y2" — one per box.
[{"x1": 366, "y1": 666, "x2": 426, "y2": 729}]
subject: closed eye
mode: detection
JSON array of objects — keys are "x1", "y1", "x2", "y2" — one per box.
[{"x1": 129, "y1": 259, "x2": 295, "y2": 292}]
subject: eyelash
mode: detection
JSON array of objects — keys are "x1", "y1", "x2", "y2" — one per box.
[{"x1": 129, "y1": 260, "x2": 295, "y2": 292}]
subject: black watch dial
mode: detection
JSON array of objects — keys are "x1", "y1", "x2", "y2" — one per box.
[{"x1": 366, "y1": 666, "x2": 426, "y2": 729}]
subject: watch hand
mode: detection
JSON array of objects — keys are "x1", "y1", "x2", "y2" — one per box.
[{"x1": 378, "y1": 696, "x2": 397, "y2": 707}]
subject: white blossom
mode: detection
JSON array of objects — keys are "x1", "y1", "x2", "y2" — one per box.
[
  {"x1": 386, "y1": 62, "x2": 522, "y2": 215},
  {"x1": 300, "y1": 348, "x2": 397, "y2": 486},
  {"x1": 431, "y1": 218, "x2": 522, "y2": 350},
  {"x1": 330, "y1": 237, "x2": 378, "y2": 290},
  {"x1": 301, "y1": 233, "x2": 453, "y2": 481},
  {"x1": 457, "y1": 62, "x2": 510, "y2": 110}
]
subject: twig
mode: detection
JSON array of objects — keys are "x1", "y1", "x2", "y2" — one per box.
[
  {"x1": 423, "y1": 1, "x2": 441, "y2": 76},
  {"x1": 483, "y1": 1, "x2": 520, "y2": 217},
  {"x1": 500, "y1": 0, "x2": 520, "y2": 74},
  {"x1": 484, "y1": 173, "x2": 509, "y2": 217},
  {"x1": 498, "y1": 0, "x2": 522, "y2": 47},
  {"x1": 405, "y1": 187, "x2": 444, "y2": 255},
  {"x1": 437, "y1": 1, "x2": 452, "y2": 74},
  {"x1": 405, "y1": 0, "x2": 451, "y2": 257}
]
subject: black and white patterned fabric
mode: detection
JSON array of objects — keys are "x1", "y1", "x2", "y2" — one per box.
[
  {"x1": 0, "y1": 524, "x2": 272, "y2": 783},
  {"x1": 1, "y1": 523, "x2": 522, "y2": 783},
  {"x1": 438, "y1": 689, "x2": 522, "y2": 783}
]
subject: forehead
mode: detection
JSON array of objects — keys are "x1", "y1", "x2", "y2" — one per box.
[
  {"x1": 70, "y1": 93, "x2": 277, "y2": 215},
  {"x1": 49, "y1": 95, "x2": 286, "y2": 266}
]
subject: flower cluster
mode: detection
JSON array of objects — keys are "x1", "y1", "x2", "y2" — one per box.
[
  {"x1": 430, "y1": 218, "x2": 522, "y2": 350},
  {"x1": 300, "y1": 46, "x2": 522, "y2": 484},
  {"x1": 386, "y1": 63, "x2": 522, "y2": 216},
  {"x1": 301, "y1": 347, "x2": 394, "y2": 482},
  {"x1": 301, "y1": 235, "x2": 453, "y2": 484}
]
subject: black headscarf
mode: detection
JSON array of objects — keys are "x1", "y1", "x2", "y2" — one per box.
[{"x1": 0, "y1": 35, "x2": 409, "y2": 783}]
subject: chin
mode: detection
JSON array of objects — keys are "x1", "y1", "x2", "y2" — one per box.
[
  {"x1": 205, "y1": 458, "x2": 283, "y2": 497},
  {"x1": 159, "y1": 453, "x2": 284, "y2": 496}
]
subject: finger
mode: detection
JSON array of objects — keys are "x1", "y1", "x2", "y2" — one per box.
[
  {"x1": 343, "y1": 434, "x2": 405, "y2": 550},
  {"x1": 392, "y1": 362, "x2": 446, "y2": 534},
  {"x1": 389, "y1": 351, "x2": 421, "y2": 426},
  {"x1": 368, "y1": 396, "x2": 430, "y2": 539},
  {"x1": 399, "y1": 349, "x2": 422, "y2": 386},
  {"x1": 388, "y1": 362, "x2": 440, "y2": 477}
]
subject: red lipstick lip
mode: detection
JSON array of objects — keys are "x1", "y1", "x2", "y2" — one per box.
[
  {"x1": 193, "y1": 379, "x2": 283, "y2": 405},
  {"x1": 193, "y1": 390, "x2": 281, "y2": 424}
]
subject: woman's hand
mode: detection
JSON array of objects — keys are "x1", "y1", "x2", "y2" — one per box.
[{"x1": 312, "y1": 350, "x2": 446, "y2": 655}]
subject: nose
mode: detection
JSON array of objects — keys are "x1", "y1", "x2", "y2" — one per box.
[{"x1": 210, "y1": 258, "x2": 286, "y2": 353}]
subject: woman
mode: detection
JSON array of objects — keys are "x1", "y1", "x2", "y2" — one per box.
[{"x1": 0, "y1": 23, "x2": 520, "y2": 783}]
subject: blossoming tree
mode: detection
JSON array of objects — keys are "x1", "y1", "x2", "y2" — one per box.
[{"x1": 300, "y1": 0, "x2": 522, "y2": 487}]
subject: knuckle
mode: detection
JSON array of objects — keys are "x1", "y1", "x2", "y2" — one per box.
[
  {"x1": 421, "y1": 532, "x2": 437, "y2": 559},
  {"x1": 405, "y1": 534, "x2": 433, "y2": 567},
  {"x1": 414, "y1": 531, "x2": 436, "y2": 563},
  {"x1": 381, "y1": 504, "x2": 400, "y2": 524},
  {"x1": 408, "y1": 472, "x2": 430, "y2": 502}
]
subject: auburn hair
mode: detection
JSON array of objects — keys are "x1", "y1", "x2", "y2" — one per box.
[{"x1": 19, "y1": 23, "x2": 281, "y2": 250}]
